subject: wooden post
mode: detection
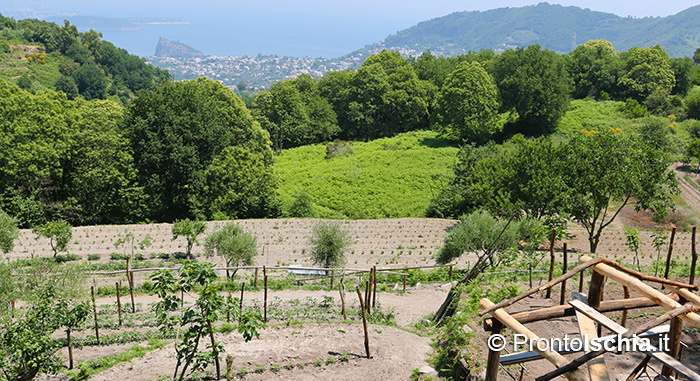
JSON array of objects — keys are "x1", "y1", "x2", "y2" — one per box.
[
  {"x1": 403, "y1": 274, "x2": 407, "y2": 292},
  {"x1": 691, "y1": 226, "x2": 698, "y2": 285},
  {"x1": 330, "y1": 270, "x2": 335, "y2": 290},
  {"x1": 449, "y1": 264, "x2": 453, "y2": 281},
  {"x1": 372, "y1": 266, "x2": 377, "y2": 309},
  {"x1": 485, "y1": 320, "x2": 503, "y2": 381},
  {"x1": 116, "y1": 281, "x2": 122, "y2": 326},
  {"x1": 67, "y1": 328, "x2": 73, "y2": 369},
  {"x1": 355, "y1": 286, "x2": 371, "y2": 358},
  {"x1": 579, "y1": 267, "x2": 584, "y2": 293},
  {"x1": 263, "y1": 274, "x2": 268, "y2": 323},
  {"x1": 559, "y1": 243, "x2": 568, "y2": 305},
  {"x1": 662, "y1": 315, "x2": 684, "y2": 377},
  {"x1": 206, "y1": 317, "x2": 221, "y2": 380},
  {"x1": 545, "y1": 228, "x2": 557, "y2": 299},
  {"x1": 254, "y1": 267, "x2": 259, "y2": 287},
  {"x1": 126, "y1": 258, "x2": 135, "y2": 313},
  {"x1": 227, "y1": 293, "x2": 231, "y2": 323},
  {"x1": 621, "y1": 286, "x2": 630, "y2": 328},
  {"x1": 239, "y1": 282, "x2": 245, "y2": 322},
  {"x1": 664, "y1": 226, "x2": 677, "y2": 280},
  {"x1": 588, "y1": 271, "x2": 605, "y2": 310},
  {"x1": 91, "y1": 286, "x2": 100, "y2": 345},
  {"x1": 364, "y1": 278, "x2": 371, "y2": 314},
  {"x1": 339, "y1": 278, "x2": 347, "y2": 320}
]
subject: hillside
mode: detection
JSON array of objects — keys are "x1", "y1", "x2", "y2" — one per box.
[
  {"x1": 356, "y1": 3, "x2": 700, "y2": 58},
  {"x1": 275, "y1": 131, "x2": 459, "y2": 219},
  {"x1": 154, "y1": 36, "x2": 204, "y2": 58},
  {"x1": 0, "y1": 13, "x2": 170, "y2": 102}
]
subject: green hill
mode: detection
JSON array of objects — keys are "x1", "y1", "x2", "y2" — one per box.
[
  {"x1": 356, "y1": 3, "x2": 700, "y2": 58},
  {"x1": 275, "y1": 131, "x2": 459, "y2": 219},
  {"x1": 0, "y1": 14, "x2": 170, "y2": 103}
]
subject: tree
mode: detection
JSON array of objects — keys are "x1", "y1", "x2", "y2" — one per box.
[
  {"x1": 33, "y1": 220, "x2": 72, "y2": 258},
  {"x1": 17, "y1": 74, "x2": 32, "y2": 90},
  {"x1": 618, "y1": 46, "x2": 675, "y2": 101},
  {"x1": 72, "y1": 63, "x2": 107, "y2": 100},
  {"x1": 172, "y1": 219, "x2": 206, "y2": 260},
  {"x1": 125, "y1": 77, "x2": 277, "y2": 221},
  {"x1": 54, "y1": 75, "x2": 78, "y2": 100},
  {"x1": 309, "y1": 221, "x2": 352, "y2": 269},
  {"x1": 492, "y1": 44, "x2": 571, "y2": 135},
  {"x1": 0, "y1": 209, "x2": 19, "y2": 255},
  {"x1": 343, "y1": 50, "x2": 434, "y2": 140},
  {"x1": 287, "y1": 191, "x2": 315, "y2": 218},
  {"x1": 433, "y1": 61, "x2": 503, "y2": 143},
  {"x1": 561, "y1": 130, "x2": 678, "y2": 252},
  {"x1": 114, "y1": 231, "x2": 153, "y2": 260},
  {"x1": 693, "y1": 47, "x2": 700, "y2": 65},
  {"x1": 567, "y1": 39, "x2": 621, "y2": 99},
  {"x1": 687, "y1": 87, "x2": 700, "y2": 120},
  {"x1": 204, "y1": 222, "x2": 257, "y2": 279}
]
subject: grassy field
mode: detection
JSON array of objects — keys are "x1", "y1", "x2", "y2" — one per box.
[{"x1": 275, "y1": 130, "x2": 460, "y2": 219}]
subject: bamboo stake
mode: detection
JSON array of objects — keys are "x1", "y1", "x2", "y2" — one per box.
[
  {"x1": 355, "y1": 286, "x2": 370, "y2": 358},
  {"x1": 664, "y1": 226, "x2": 677, "y2": 280},
  {"x1": 116, "y1": 281, "x2": 122, "y2": 326},
  {"x1": 545, "y1": 229, "x2": 557, "y2": 298},
  {"x1": 91, "y1": 286, "x2": 100, "y2": 345}
]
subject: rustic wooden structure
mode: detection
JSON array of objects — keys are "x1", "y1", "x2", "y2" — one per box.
[{"x1": 480, "y1": 255, "x2": 700, "y2": 381}]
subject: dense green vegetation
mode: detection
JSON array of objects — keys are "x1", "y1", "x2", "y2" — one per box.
[{"x1": 275, "y1": 131, "x2": 459, "y2": 219}]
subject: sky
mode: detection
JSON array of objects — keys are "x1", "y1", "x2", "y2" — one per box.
[{"x1": 2, "y1": 1, "x2": 700, "y2": 57}]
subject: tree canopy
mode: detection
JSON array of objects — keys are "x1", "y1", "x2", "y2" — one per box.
[{"x1": 125, "y1": 78, "x2": 279, "y2": 221}]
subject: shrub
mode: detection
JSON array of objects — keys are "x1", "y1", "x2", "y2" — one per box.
[
  {"x1": 88, "y1": 254, "x2": 100, "y2": 261},
  {"x1": 308, "y1": 221, "x2": 352, "y2": 269},
  {"x1": 55, "y1": 253, "x2": 81, "y2": 263},
  {"x1": 325, "y1": 140, "x2": 353, "y2": 159}
]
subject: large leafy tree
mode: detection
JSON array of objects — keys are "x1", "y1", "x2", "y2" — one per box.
[
  {"x1": 125, "y1": 77, "x2": 278, "y2": 221},
  {"x1": 567, "y1": 39, "x2": 622, "y2": 99},
  {"x1": 492, "y1": 44, "x2": 571, "y2": 135},
  {"x1": 433, "y1": 61, "x2": 502, "y2": 143},
  {"x1": 562, "y1": 130, "x2": 678, "y2": 252},
  {"x1": 33, "y1": 220, "x2": 72, "y2": 258},
  {"x1": 343, "y1": 50, "x2": 435, "y2": 140},
  {"x1": 204, "y1": 222, "x2": 257, "y2": 279},
  {"x1": 254, "y1": 74, "x2": 339, "y2": 150},
  {"x1": 618, "y1": 46, "x2": 675, "y2": 101}
]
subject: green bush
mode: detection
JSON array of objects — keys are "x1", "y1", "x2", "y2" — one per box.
[
  {"x1": 55, "y1": 253, "x2": 81, "y2": 263},
  {"x1": 309, "y1": 221, "x2": 352, "y2": 269},
  {"x1": 87, "y1": 254, "x2": 100, "y2": 261}
]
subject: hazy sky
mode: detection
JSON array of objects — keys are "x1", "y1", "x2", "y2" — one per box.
[{"x1": 2, "y1": 1, "x2": 699, "y2": 57}]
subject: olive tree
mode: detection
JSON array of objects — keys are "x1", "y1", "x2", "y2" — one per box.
[
  {"x1": 308, "y1": 221, "x2": 352, "y2": 270},
  {"x1": 204, "y1": 222, "x2": 257, "y2": 279}
]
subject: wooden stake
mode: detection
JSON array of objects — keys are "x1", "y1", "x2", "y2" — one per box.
[
  {"x1": 579, "y1": 267, "x2": 584, "y2": 292},
  {"x1": 691, "y1": 226, "x2": 698, "y2": 285},
  {"x1": 559, "y1": 243, "x2": 568, "y2": 305},
  {"x1": 227, "y1": 293, "x2": 231, "y2": 323},
  {"x1": 625, "y1": 355, "x2": 652, "y2": 381},
  {"x1": 206, "y1": 317, "x2": 221, "y2": 380},
  {"x1": 330, "y1": 270, "x2": 334, "y2": 290},
  {"x1": 364, "y1": 277, "x2": 371, "y2": 314},
  {"x1": 485, "y1": 320, "x2": 503, "y2": 381},
  {"x1": 339, "y1": 278, "x2": 347, "y2": 320},
  {"x1": 239, "y1": 282, "x2": 245, "y2": 318},
  {"x1": 91, "y1": 286, "x2": 100, "y2": 345},
  {"x1": 662, "y1": 315, "x2": 684, "y2": 377},
  {"x1": 372, "y1": 266, "x2": 377, "y2": 309},
  {"x1": 545, "y1": 228, "x2": 557, "y2": 299},
  {"x1": 355, "y1": 286, "x2": 371, "y2": 358},
  {"x1": 127, "y1": 258, "x2": 135, "y2": 313},
  {"x1": 621, "y1": 286, "x2": 630, "y2": 328},
  {"x1": 403, "y1": 274, "x2": 406, "y2": 292},
  {"x1": 116, "y1": 281, "x2": 122, "y2": 326},
  {"x1": 449, "y1": 264, "x2": 453, "y2": 280},
  {"x1": 254, "y1": 267, "x2": 259, "y2": 287},
  {"x1": 588, "y1": 270, "x2": 605, "y2": 309},
  {"x1": 263, "y1": 275, "x2": 268, "y2": 323},
  {"x1": 664, "y1": 226, "x2": 677, "y2": 280},
  {"x1": 67, "y1": 328, "x2": 73, "y2": 369}
]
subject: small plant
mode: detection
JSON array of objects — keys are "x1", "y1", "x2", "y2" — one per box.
[
  {"x1": 314, "y1": 358, "x2": 323, "y2": 367},
  {"x1": 237, "y1": 367, "x2": 248, "y2": 378},
  {"x1": 284, "y1": 363, "x2": 294, "y2": 370},
  {"x1": 88, "y1": 254, "x2": 101, "y2": 261},
  {"x1": 339, "y1": 353, "x2": 350, "y2": 362},
  {"x1": 255, "y1": 365, "x2": 265, "y2": 374},
  {"x1": 325, "y1": 357, "x2": 335, "y2": 365},
  {"x1": 270, "y1": 364, "x2": 280, "y2": 373}
]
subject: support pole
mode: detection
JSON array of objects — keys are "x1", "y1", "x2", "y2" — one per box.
[
  {"x1": 485, "y1": 320, "x2": 503, "y2": 381},
  {"x1": 621, "y1": 286, "x2": 630, "y2": 328},
  {"x1": 372, "y1": 266, "x2": 377, "y2": 309},
  {"x1": 116, "y1": 281, "x2": 122, "y2": 326},
  {"x1": 691, "y1": 226, "x2": 698, "y2": 285},
  {"x1": 356, "y1": 286, "x2": 370, "y2": 358},
  {"x1": 545, "y1": 228, "x2": 557, "y2": 299},
  {"x1": 560, "y1": 243, "x2": 568, "y2": 305},
  {"x1": 263, "y1": 274, "x2": 268, "y2": 323},
  {"x1": 91, "y1": 286, "x2": 100, "y2": 345},
  {"x1": 664, "y1": 226, "x2": 677, "y2": 280},
  {"x1": 339, "y1": 278, "x2": 347, "y2": 320}
]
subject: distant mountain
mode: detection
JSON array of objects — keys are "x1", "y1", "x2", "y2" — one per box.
[
  {"x1": 353, "y1": 2, "x2": 700, "y2": 58},
  {"x1": 154, "y1": 36, "x2": 205, "y2": 58}
]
